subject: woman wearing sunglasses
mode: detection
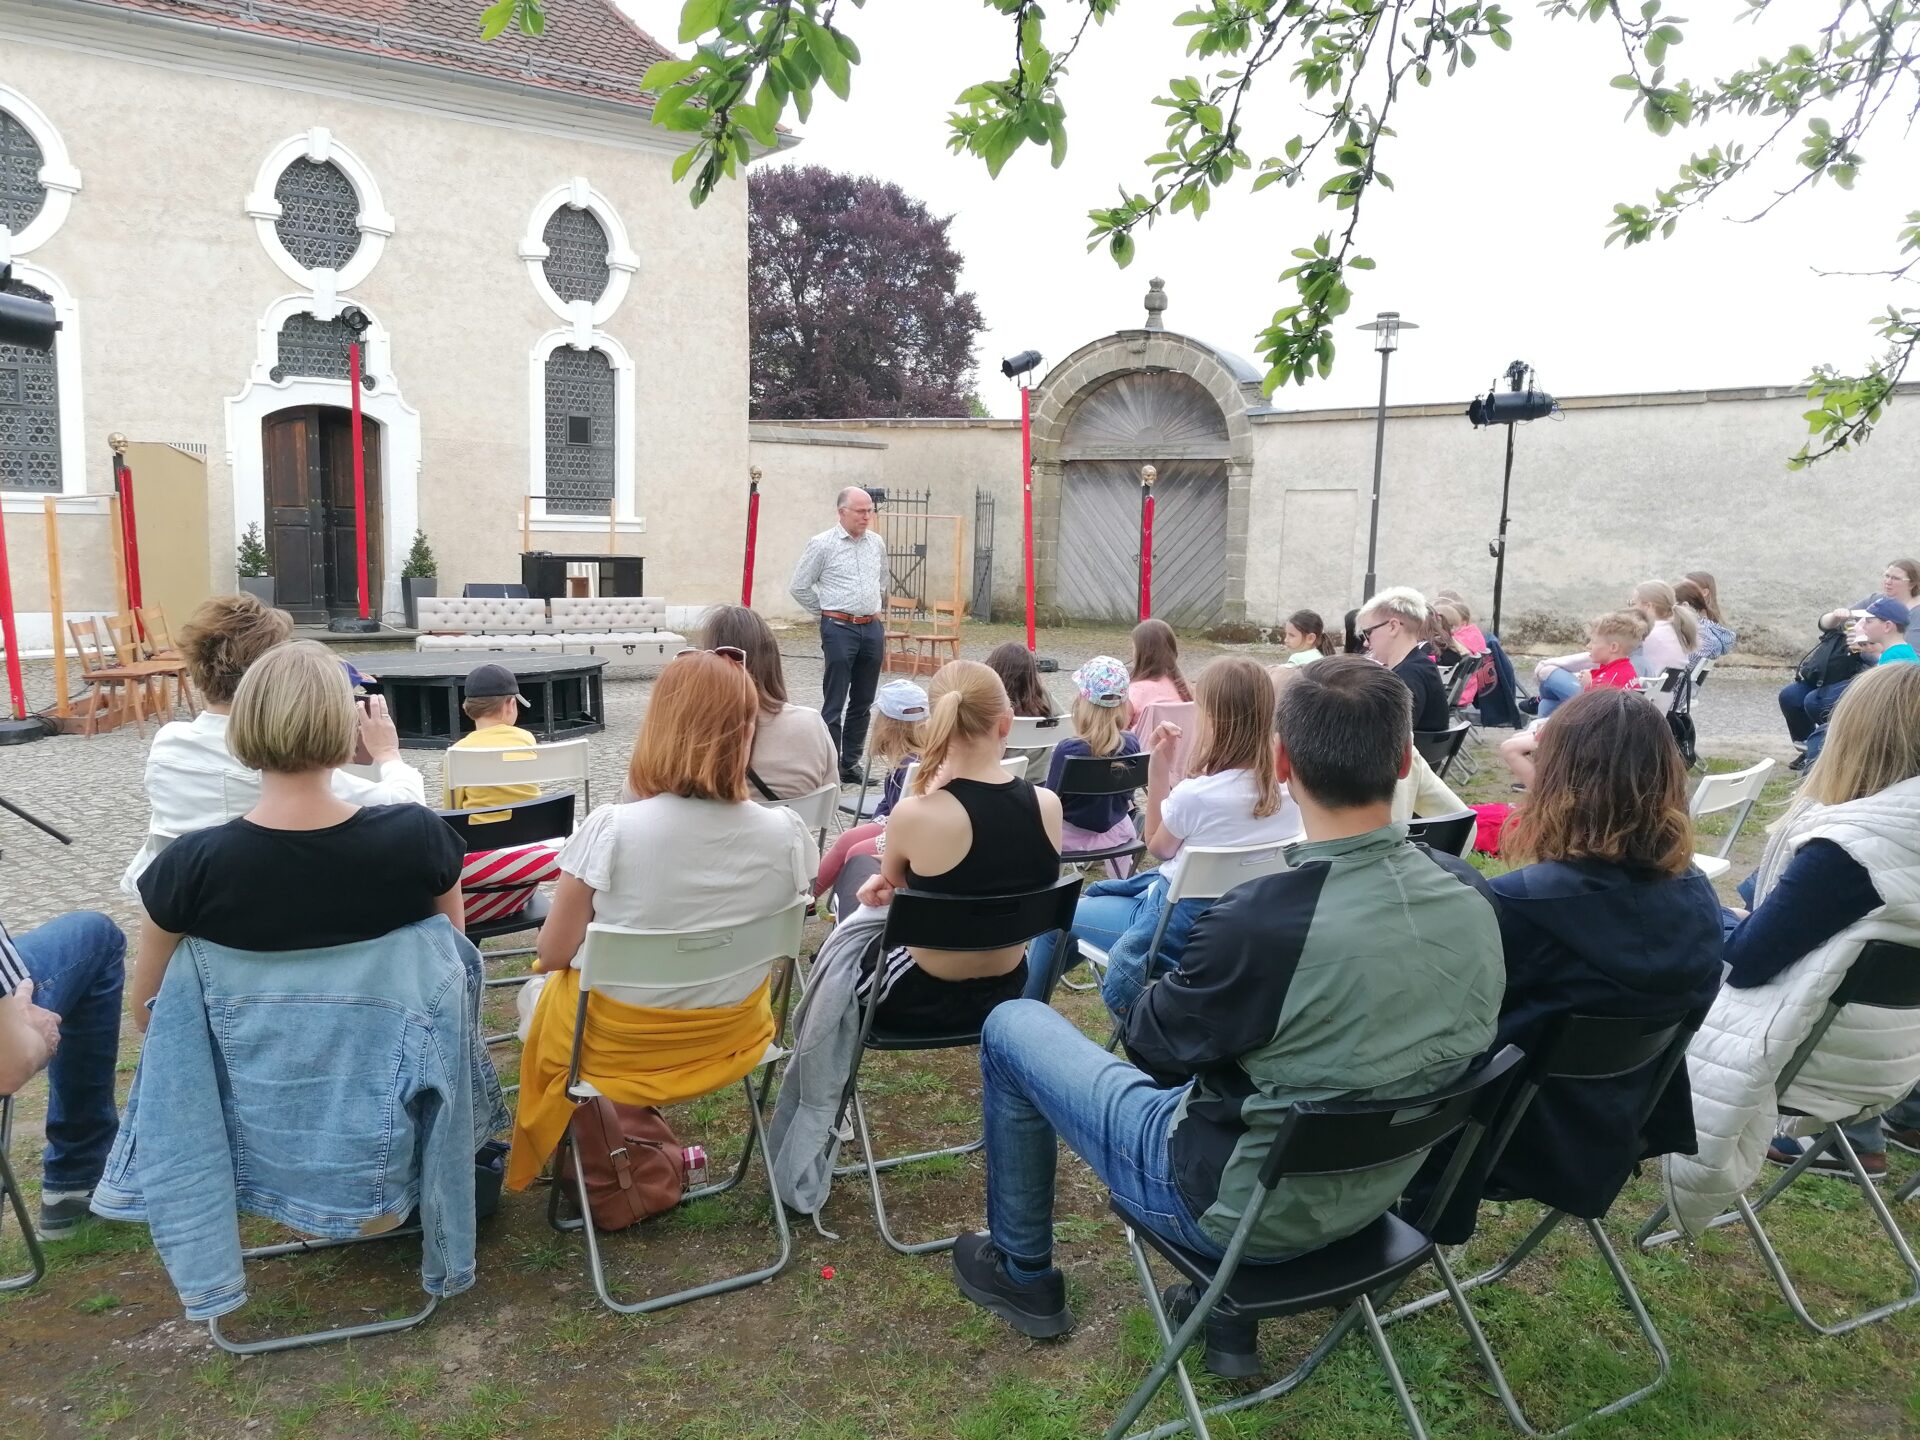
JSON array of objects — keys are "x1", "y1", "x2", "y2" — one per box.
[{"x1": 698, "y1": 605, "x2": 839, "y2": 803}]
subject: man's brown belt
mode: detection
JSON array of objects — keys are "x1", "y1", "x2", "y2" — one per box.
[{"x1": 823, "y1": 610, "x2": 877, "y2": 624}]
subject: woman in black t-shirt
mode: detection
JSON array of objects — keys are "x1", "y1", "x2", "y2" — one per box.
[{"x1": 133, "y1": 641, "x2": 464, "y2": 1029}]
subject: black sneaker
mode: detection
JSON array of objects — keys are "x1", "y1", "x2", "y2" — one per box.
[
  {"x1": 839, "y1": 764, "x2": 863, "y2": 787},
  {"x1": 1163, "y1": 1282, "x2": 1262, "y2": 1379},
  {"x1": 1516, "y1": 696, "x2": 1540, "y2": 717},
  {"x1": 37, "y1": 1190, "x2": 94, "y2": 1239},
  {"x1": 1788, "y1": 752, "x2": 1811, "y2": 774},
  {"x1": 950, "y1": 1232, "x2": 1074, "y2": 1339}
]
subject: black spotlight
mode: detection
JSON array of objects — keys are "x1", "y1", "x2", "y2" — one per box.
[
  {"x1": 1000, "y1": 350, "x2": 1043, "y2": 381},
  {"x1": 1466, "y1": 360, "x2": 1559, "y2": 636},
  {"x1": 0, "y1": 265, "x2": 60, "y2": 351}
]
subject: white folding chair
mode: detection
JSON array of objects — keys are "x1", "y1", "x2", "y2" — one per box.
[
  {"x1": 1688, "y1": 757, "x2": 1774, "y2": 880},
  {"x1": 444, "y1": 737, "x2": 593, "y2": 814},
  {"x1": 755, "y1": 781, "x2": 838, "y2": 852},
  {"x1": 1006, "y1": 714, "x2": 1074, "y2": 749},
  {"x1": 548, "y1": 901, "x2": 806, "y2": 1314},
  {"x1": 1075, "y1": 840, "x2": 1297, "y2": 993},
  {"x1": 901, "y1": 754, "x2": 1029, "y2": 792}
]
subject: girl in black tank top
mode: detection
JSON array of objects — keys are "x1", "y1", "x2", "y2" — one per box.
[{"x1": 835, "y1": 662, "x2": 1063, "y2": 1037}]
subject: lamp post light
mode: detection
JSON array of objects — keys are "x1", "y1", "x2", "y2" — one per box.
[{"x1": 1355, "y1": 310, "x2": 1417, "y2": 605}]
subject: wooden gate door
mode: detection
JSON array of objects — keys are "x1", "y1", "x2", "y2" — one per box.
[
  {"x1": 263, "y1": 409, "x2": 328, "y2": 623},
  {"x1": 320, "y1": 409, "x2": 382, "y2": 620}
]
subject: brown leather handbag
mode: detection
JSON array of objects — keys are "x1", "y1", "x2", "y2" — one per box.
[{"x1": 561, "y1": 1098, "x2": 686, "y2": 1232}]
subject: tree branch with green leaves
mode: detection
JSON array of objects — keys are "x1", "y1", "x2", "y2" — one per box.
[{"x1": 480, "y1": 0, "x2": 1920, "y2": 465}]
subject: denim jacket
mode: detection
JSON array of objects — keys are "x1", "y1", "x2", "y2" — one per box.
[{"x1": 92, "y1": 916, "x2": 508, "y2": 1320}]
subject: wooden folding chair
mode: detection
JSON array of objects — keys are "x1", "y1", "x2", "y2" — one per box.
[
  {"x1": 882, "y1": 594, "x2": 922, "y2": 674},
  {"x1": 916, "y1": 601, "x2": 963, "y2": 668},
  {"x1": 137, "y1": 604, "x2": 182, "y2": 658},
  {"x1": 66, "y1": 618, "x2": 164, "y2": 735}
]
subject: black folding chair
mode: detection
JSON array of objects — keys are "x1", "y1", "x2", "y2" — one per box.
[
  {"x1": 1404, "y1": 809, "x2": 1476, "y2": 858},
  {"x1": 1412, "y1": 720, "x2": 1472, "y2": 782},
  {"x1": 1638, "y1": 941, "x2": 1920, "y2": 1336},
  {"x1": 438, "y1": 793, "x2": 576, "y2": 967},
  {"x1": 1105, "y1": 1046, "x2": 1526, "y2": 1440},
  {"x1": 1056, "y1": 750, "x2": 1151, "y2": 871},
  {"x1": 0, "y1": 1095, "x2": 47, "y2": 1294},
  {"x1": 1384, "y1": 1011, "x2": 1701, "y2": 1437},
  {"x1": 832, "y1": 875, "x2": 1083, "y2": 1255}
]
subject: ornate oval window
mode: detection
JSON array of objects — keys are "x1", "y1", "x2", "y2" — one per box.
[
  {"x1": 0, "y1": 110, "x2": 46, "y2": 239},
  {"x1": 273, "y1": 158, "x2": 362, "y2": 273},
  {"x1": 0, "y1": 276, "x2": 62, "y2": 492},
  {"x1": 542, "y1": 206, "x2": 611, "y2": 305}
]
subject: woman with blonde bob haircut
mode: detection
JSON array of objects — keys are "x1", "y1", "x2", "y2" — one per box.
[
  {"x1": 1407, "y1": 685, "x2": 1723, "y2": 1242},
  {"x1": 832, "y1": 660, "x2": 1064, "y2": 1032},
  {"x1": 508, "y1": 651, "x2": 820, "y2": 1188},
  {"x1": 1028, "y1": 655, "x2": 1303, "y2": 1016},
  {"x1": 121, "y1": 593, "x2": 427, "y2": 897},
  {"x1": 131, "y1": 641, "x2": 467, "y2": 1028}
]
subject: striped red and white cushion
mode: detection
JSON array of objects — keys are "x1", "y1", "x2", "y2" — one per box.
[{"x1": 460, "y1": 842, "x2": 563, "y2": 926}]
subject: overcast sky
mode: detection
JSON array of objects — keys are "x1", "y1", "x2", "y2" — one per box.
[{"x1": 617, "y1": 1, "x2": 1914, "y2": 418}]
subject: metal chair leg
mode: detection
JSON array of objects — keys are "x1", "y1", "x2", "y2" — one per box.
[
  {"x1": 847, "y1": 1086, "x2": 973, "y2": 1255},
  {"x1": 0, "y1": 1134, "x2": 48, "y2": 1294},
  {"x1": 210, "y1": 1294, "x2": 439, "y2": 1355},
  {"x1": 571, "y1": 1077, "x2": 792, "y2": 1314},
  {"x1": 1360, "y1": 1293, "x2": 1433, "y2": 1440},
  {"x1": 1105, "y1": 1222, "x2": 1214, "y2": 1440}
]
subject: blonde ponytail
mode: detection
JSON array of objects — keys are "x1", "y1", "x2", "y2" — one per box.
[{"x1": 910, "y1": 660, "x2": 1010, "y2": 796}]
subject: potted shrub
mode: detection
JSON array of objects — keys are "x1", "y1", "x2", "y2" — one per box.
[
  {"x1": 401, "y1": 528, "x2": 438, "y2": 630},
  {"x1": 236, "y1": 522, "x2": 274, "y2": 607}
]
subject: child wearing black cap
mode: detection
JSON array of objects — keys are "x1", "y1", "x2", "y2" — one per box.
[{"x1": 446, "y1": 662, "x2": 540, "y2": 810}]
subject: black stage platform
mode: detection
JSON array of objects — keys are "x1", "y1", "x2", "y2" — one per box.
[{"x1": 346, "y1": 650, "x2": 608, "y2": 749}]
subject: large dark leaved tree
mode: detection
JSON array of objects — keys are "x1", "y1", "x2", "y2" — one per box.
[{"x1": 749, "y1": 166, "x2": 984, "y2": 419}]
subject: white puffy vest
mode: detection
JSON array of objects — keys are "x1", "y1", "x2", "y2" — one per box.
[{"x1": 1664, "y1": 775, "x2": 1920, "y2": 1235}]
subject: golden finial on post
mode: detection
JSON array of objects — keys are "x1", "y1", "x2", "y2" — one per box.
[
  {"x1": 1140, "y1": 464, "x2": 1158, "y2": 488},
  {"x1": 749, "y1": 465, "x2": 763, "y2": 483},
  {"x1": 107, "y1": 432, "x2": 128, "y2": 455}
]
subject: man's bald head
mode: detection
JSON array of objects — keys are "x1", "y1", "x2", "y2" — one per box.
[{"x1": 836, "y1": 487, "x2": 875, "y2": 537}]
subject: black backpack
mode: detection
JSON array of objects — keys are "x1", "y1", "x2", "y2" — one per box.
[{"x1": 1796, "y1": 627, "x2": 1868, "y2": 689}]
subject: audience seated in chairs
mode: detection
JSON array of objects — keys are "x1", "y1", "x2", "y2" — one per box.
[
  {"x1": 1798, "y1": 595, "x2": 1914, "y2": 769},
  {"x1": 826, "y1": 660, "x2": 1063, "y2": 1038},
  {"x1": 814, "y1": 679, "x2": 929, "y2": 896},
  {"x1": 1356, "y1": 587, "x2": 1450, "y2": 732},
  {"x1": 1669, "y1": 663, "x2": 1920, "y2": 1226},
  {"x1": 1126, "y1": 618, "x2": 1191, "y2": 725},
  {"x1": 1406, "y1": 687, "x2": 1724, "y2": 1242},
  {"x1": 949, "y1": 655, "x2": 1506, "y2": 1370},
  {"x1": 132, "y1": 642, "x2": 468, "y2": 1029},
  {"x1": 0, "y1": 912, "x2": 126, "y2": 1238},
  {"x1": 1775, "y1": 564, "x2": 1911, "y2": 763},
  {"x1": 1432, "y1": 596, "x2": 1493, "y2": 704},
  {"x1": 1043, "y1": 657, "x2": 1141, "y2": 868},
  {"x1": 121, "y1": 593, "x2": 429, "y2": 900},
  {"x1": 1676, "y1": 574, "x2": 1737, "y2": 659},
  {"x1": 1501, "y1": 610, "x2": 1648, "y2": 788},
  {"x1": 1279, "y1": 609, "x2": 1336, "y2": 668},
  {"x1": 508, "y1": 650, "x2": 817, "y2": 1189},
  {"x1": 1027, "y1": 656, "x2": 1301, "y2": 1016}
]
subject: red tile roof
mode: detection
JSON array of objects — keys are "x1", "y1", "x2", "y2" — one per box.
[{"x1": 77, "y1": 0, "x2": 675, "y2": 110}]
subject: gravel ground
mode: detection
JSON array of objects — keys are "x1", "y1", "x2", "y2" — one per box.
[{"x1": 0, "y1": 620, "x2": 1796, "y2": 932}]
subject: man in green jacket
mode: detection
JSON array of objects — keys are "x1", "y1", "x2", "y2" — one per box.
[{"x1": 951, "y1": 656, "x2": 1505, "y2": 1374}]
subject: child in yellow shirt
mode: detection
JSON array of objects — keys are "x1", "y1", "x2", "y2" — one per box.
[{"x1": 446, "y1": 662, "x2": 541, "y2": 810}]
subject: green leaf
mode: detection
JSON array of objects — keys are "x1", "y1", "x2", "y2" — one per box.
[
  {"x1": 639, "y1": 58, "x2": 701, "y2": 93},
  {"x1": 805, "y1": 23, "x2": 852, "y2": 99},
  {"x1": 1110, "y1": 231, "x2": 1136, "y2": 268},
  {"x1": 1196, "y1": 103, "x2": 1224, "y2": 133},
  {"x1": 478, "y1": 0, "x2": 517, "y2": 41},
  {"x1": 677, "y1": 0, "x2": 725, "y2": 44}
]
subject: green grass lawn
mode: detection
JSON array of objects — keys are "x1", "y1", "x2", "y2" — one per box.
[{"x1": 7, "y1": 735, "x2": 1911, "y2": 1440}]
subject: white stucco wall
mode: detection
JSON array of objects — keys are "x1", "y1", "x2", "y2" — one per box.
[{"x1": 2, "y1": 22, "x2": 750, "y2": 623}]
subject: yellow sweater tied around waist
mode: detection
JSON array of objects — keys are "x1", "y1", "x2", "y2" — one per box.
[{"x1": 505, "y1": 966, "x2": 775, "y2": 1190}]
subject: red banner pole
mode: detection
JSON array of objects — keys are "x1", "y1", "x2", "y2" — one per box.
[
  {"x1": 114, "y1": 453, "x2": 144, "y2": 615},
  {"x1": 350, "y1": 339, "x2": 370, "y2": 621},
  {"x1": 0, "y1": 502, "x2": 26, "y2": 720},
  {"x1": 1021, "y1": 385, "x2": 1036, "y2": 652},
  {"x1": 1139, "y1": 468, "x2": 1156, "y2": 621},
  {"x1": 741, "y1": 467, "x2": 761, "y2": 607}
]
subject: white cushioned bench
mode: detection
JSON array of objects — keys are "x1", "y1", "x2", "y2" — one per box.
[
  {"x1": 549, "y1": 597, "x2": 686, "y2": 660},
  {"x1": 413, "y1": 595, "x2": 684, "y2": 661}
]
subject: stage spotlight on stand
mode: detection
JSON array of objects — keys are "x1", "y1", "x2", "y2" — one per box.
[
  {"x1": 1001, "y1": 350, "x2": 1043, "y2": 381},
  {"x1": 1466, "y1": 360, "x2": 1559, "y2": 635}
]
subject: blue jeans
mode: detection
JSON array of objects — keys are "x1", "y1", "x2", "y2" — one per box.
[
  {"x1": 980, "y1": 1000, "x2": 1221, "y2": 1270},
  {"x1": 1778, "y1": 677, "x2": 1854, "y2": 745},
  {"x1": 819, "y1": 616, "x2": 884, "y2": 769},
  {"x1": 12, "y1": 912, "x2": 125, "y2": 1194},
  {"x1": 1843, "y1": 1086, "x2": 1920, "y2": 1157},
  {"x1": 1536, "y1": 667, "x2": 1581, "y2": 718},
  {"x1": 1022, "y1": 890, "x2": 1140, "y2": 1002}
]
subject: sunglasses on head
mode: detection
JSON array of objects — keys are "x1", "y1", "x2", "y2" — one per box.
[{"x1": 673, "y1": 645, "x2": 748, "y2": 666}]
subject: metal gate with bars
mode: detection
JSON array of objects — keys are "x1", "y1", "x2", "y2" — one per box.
[
  {"x1": 877, "y1": 487, "x2": 930, "y2": 609},
  {"x1": 972, "y1": 488, "x2": 995, "y2": 620}
]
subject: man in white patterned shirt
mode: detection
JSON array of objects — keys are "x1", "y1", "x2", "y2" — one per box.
[
  {"x1": 790, "y1": 487, "x2": 889, "y2": 782},
  {"x1": 0, "y1": 911, "x2": 126, "y2": 1237}
]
